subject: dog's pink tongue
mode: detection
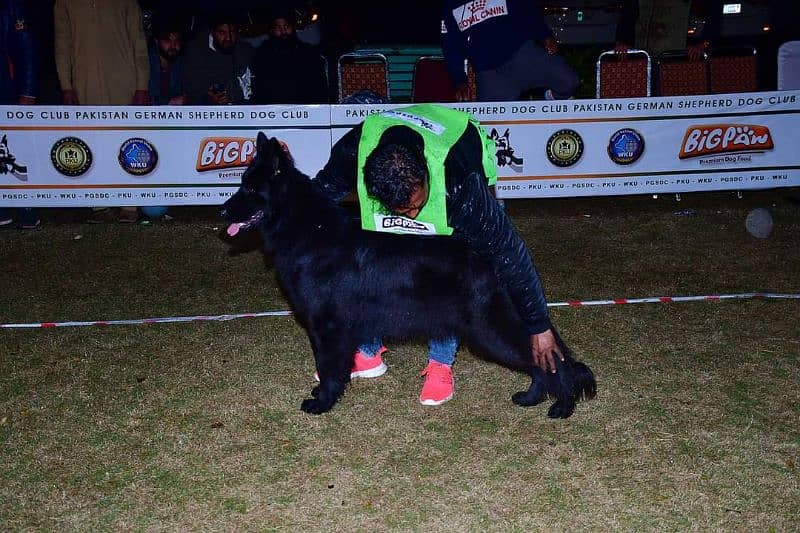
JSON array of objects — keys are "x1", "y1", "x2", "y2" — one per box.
[{"x1": 227, "y1": 223, "x2": 243, "y2": 237}]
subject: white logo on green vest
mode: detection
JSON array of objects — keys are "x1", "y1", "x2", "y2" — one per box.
[
  {"x1": 379, "y1": 111, "x2": 445, "y2": 135},
  {"x1": 374, "y1": 214, "x2": 437, "y2": 235}
]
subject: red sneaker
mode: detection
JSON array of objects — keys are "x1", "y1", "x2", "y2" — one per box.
[
  {"x1": 419, "y1": 361, "x2": 454, "y2": 406},
  {"x1": 314, "y1": 346, "x2": 388, "y2": 381}
]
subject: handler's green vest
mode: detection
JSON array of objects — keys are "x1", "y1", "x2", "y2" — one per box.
[{"x1": 356, "y1": 104, "x2": 497, "y2": 236}]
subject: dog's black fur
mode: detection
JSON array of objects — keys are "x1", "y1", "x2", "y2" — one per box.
[{"x1": 221, "y1": 133, "x2": 596, "y2": 417}]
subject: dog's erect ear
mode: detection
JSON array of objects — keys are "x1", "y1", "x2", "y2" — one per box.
[
  {"x1": 1, "y1": 135, "x2": 6, "y2": 145},
  {"x1": 254, "y1": 133, "x2": 289, "y2": 177},
  {"x1": 256, "y1": 131, "x2": 269, "y2": 156}
]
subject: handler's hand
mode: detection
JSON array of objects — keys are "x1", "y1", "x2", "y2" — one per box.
[
  {"x1": 531, "y1": 329, "x2": 563, "y2": 373},
  {"x1": 131, "y1": 90, "x2": 150, "y2": 105},
  {"x1": 207, "y1": 88, "x2": 230, "y2": 105},
  {"x1": 687, "y1": 42, "x2": 709, "y2": 62},
  {"x1": 62, "y1": 89, "x2": 79, "y2": 105}
]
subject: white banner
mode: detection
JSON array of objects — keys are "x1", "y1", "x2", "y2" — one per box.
[
  {"x1": 332, "y1": 93, "x2": 800, "y2": 198},
  {"x1": 2, "y1": 91, "x2": 799, "y2": 206},
  {"x1": 0, "y1": 105, "x2": 331, "y2": 207}
]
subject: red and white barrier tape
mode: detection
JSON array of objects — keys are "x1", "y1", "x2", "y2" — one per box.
[
  {"x1": 1, "y1": 292, "x2": 798, "y2": 330},
  {"x1": 546, "y1": 292, "x2": 800, "y2": 307}
]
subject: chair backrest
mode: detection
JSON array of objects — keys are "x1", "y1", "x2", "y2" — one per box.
[
  {"x1": 709, "y1": 46, "x2": 758, "y2": 94},
  {"x1": 778, "y1": 40, "x2": 800, "y2": 90},
  {"x1": 466, "y1": 62, "x2": 477, "y2": 101},
  {"x1": 412, "y1": 56, "x2": 457, "y2": 102},
  {"x1": 337, "y1": 52, "x2": 390, "y2": 103},
  {"x1": 596, "y1": 49, "x2": 651, "y2": 98},
  {"x1": 656, "y1": 51, "x2": 708, "y2": 96}
]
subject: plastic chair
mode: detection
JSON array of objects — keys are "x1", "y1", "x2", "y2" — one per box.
[
  {"x1": 778, "y1": 41, "x2": 800, "y2": 90},
  {"x1": 412, "y1": 56, "x2": 458, "y2": 102},
  {"x1": 337, "y1": 52, "x2": 390, "y2": 103},
  {"x1": 596, "y1": 49, "x2": 651, "y2": 98},
  {"x1": 709, "y1": 46, "x2": 758, "y2": 94},
  {"x1": 656, "y1": 50, "x2": 708, "y2": 96},
  {"x1": 466, "y1": 62, "x2": 477, "y2": 101}
]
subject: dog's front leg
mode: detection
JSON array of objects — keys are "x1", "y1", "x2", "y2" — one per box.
[{"x1": 301, "y1": 333, "x2": 354, "y2": 414}]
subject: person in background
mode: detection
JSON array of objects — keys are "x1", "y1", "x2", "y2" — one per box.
[
  {"x1": 0, "y1": 0, "x2": 39, "y2": 229},
  {"x1": 54, "y1": 0, "x2": 150, "y2": 223},
  {"x1": 251, "y1": 7, "x2": 328, "y2": 104},
  {"x1": 148, "y1": 13, "x2": 185, "y2": 106},
  {"x1": 54, "y1": 0, "x2": 150, "y2": 105},
  {"x1": 29, "y1": 0, "x2": 60, "y2": 104},
  {"x1": 142, "y1": 12, "x2": 186, "y2": 221},
  {"x1": 763, "y1": 0, "x2": 800, "y2": 90},
  {"x1": 441, "y1": 0, "x2": 579, "y2": 101},
  {"x1": 182, "y1": 11, "x2": 254, "y2": 105},
  {"x1": 614, "y1": 0, "x2": 723, "y2": 60}
]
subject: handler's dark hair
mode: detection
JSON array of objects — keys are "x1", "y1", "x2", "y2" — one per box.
[{"x1": 363, "y1": 143, "x2": 429, "y2": 211}]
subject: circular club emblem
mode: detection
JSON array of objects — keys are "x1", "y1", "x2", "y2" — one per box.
[
  {"x1": 546, "y1": 129, "x2": 584, "y2": 167},
  {"x1": 118, "y1": 138, "x2": 158, "y2": 176},
  {"x1": 51, "y1": 137, "x2": 92, "y2": 177},
  {"x1": 608, "y1": 128, "x2": 645, "y2": 165}
]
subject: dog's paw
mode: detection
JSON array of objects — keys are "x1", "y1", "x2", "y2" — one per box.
[
  {"x1": 310, "y1": 385, "x2": 320, "y2": 398},
  {"x1": 300, "y1": 397, "x2": 331, "y2": 415},
  {"x1": 546, "y1": 400, "x2": 575, "y2": 419},
  {"x1": 511, "y1": 389, "x2": 546, "y2": 407}
]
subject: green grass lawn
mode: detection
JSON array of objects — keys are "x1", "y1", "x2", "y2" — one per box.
[{"x1": 1, "y1": 191, "x2": 799, "y2": 530}]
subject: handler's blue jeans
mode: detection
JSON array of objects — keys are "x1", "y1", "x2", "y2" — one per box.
[{"x1": 359, "y1": 337, "x2": 457, "y2": 366}]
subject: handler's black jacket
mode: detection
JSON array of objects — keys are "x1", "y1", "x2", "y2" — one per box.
[{"x1": 313, "y1": 122, "x2": 552, "y2": 335}]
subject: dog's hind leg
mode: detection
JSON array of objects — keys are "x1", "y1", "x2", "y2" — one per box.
[
  {"x1": 511, "y1": 369, "x2": 548, "y2": 408},
  {"x1": 572, "y1": 361, "x2": 597, "y2": 402},
  {"x1": 461, "y1": 320, "x2": 548, "y2": 408},
  {"x1": 301, "y1": 328, "x2": 356, "y2": 415}
]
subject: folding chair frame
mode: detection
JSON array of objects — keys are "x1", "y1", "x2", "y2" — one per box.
[
  {"x1": 595, "y1": 49, "x2": 652, "y2": 98},
  {"x1": 337, "y1": 52, "x2": 390, "y2": 103}
]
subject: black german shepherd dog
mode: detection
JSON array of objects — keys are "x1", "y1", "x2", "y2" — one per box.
[{"x1": 220, "y1": 133, "x2": 596, "y2": 417}]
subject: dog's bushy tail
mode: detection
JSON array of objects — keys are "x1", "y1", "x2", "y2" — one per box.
[
  {"x1": 572, "y1": 361, "x2": 597, "y2": 402},
  {"x1": 553, "y1": 328, "x2": 597, "y2": 407}
]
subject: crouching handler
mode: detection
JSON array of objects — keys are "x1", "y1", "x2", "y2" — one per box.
[{"x1": 312, "y1": 104, "x2": 562, "y2": 405}]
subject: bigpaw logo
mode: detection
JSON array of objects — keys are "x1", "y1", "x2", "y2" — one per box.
[
  {"x1": 679, "y1": 124, "x2": 774, "y2": 160},
  {"x1": 374, "y1": 214, "x2": 436, "y2": 235},
  {"x1": 196, "y1": 137, "x2": 256, "y2": 175}
]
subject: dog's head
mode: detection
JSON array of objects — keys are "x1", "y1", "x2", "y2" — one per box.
[{"x1": 220, "y1": 132, "x2": 293, "y2": 238}]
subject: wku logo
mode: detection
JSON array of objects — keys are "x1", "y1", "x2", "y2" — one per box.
[
  {"x1": 678, "y1": 124, "x2": 774, "y2": 159},
  {"x1": 452, "y1": 0, "x2": 508, "y2": 31}
]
